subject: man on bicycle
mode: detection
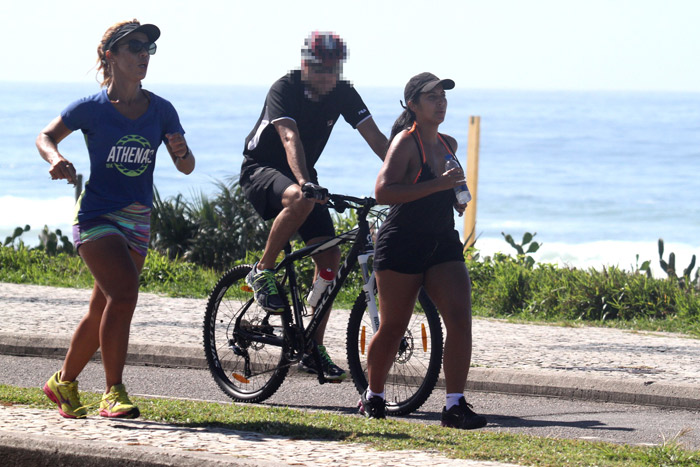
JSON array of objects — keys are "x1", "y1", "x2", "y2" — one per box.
[{"x1": 240, "y1": 31, "x2": 387, "y2": 381}]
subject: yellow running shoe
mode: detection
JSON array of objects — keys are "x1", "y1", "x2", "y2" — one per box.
[
  {"x1": 43, "y1": 370, "x2": 87, "y2": 419},
  {"x1": 99, "y1": 384, "x2": 140, "y2": 419}
]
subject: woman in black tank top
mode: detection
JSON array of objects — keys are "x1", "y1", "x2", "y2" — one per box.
[{"x1": 358, "y1": 73, "x2": 486, "y2": 429}]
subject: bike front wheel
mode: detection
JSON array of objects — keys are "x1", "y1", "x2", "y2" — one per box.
[
  {"x1": 346, "y1": 288, "x2": 443, "y2": 415},
  {"x1": 203, "y1": 264, "x2": 289, "y2": 403}
]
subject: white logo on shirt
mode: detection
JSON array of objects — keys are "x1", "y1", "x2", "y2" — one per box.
[{"x1": 105, "y1": 134, "x2": 153, "y2": 177}]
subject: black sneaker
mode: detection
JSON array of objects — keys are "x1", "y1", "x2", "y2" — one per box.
[
  {"x1": 358, "y1": 389, "x2": 386, "y2": 419},
  {"x1": 441, "y1": 397, "x2": 487, "y2": 430},
  {"x1": 246, "y1": 264, "x2": 285, "y2": 313},
  {"x1": 298, "y1": 345, "x2": 347, "y2": 381}
]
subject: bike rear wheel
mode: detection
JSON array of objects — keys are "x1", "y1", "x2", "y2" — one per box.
[
  {"x1": 203, "y1": 264, "x2": 289, "y2": 402},
  {"x1": 346, "y1": 288, "x2": 443, "y2": 415}
]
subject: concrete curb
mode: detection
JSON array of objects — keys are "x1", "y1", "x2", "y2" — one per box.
[
  {"x1": 2, "y1": 333, "x2": 699, "y2": 410},
  {"x1": 0, "y1": 332, "x2": 206, "y2": 369},
  {"x1": 466, "y1": 368, "x2": 700, "y2": 410},
  {"x1": 0, "y1": 431, "x2": 276, "y2": 467}
]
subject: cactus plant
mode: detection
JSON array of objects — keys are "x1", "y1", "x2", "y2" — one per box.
[
  {"x1": 501, "y1": 231, "x2": 541, "y2": 269},
  {"x1": 36, "y1": 225, "x2": 74, "y2": 256},
  {"x1": 3, "y1": 225, "x2": 30, "y2": 248},
  {"x1": 657, "y1": 238, "x2": 697, "y2": 289}
]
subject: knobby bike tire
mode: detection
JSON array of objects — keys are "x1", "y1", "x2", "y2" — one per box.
[
  {"x1": 346, "y1": 288, "x2": 443, "y2": 415},
  {"x1": 203, "y1": 264, "x2": 290, "y2": 403}
]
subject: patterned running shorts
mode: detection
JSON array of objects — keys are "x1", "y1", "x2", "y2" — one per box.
[{"x1": 72, "y1": 203, "x2": 151, "y2": 257}]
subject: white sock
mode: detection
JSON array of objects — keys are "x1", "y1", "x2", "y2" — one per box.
[
  {"x1": 446, "y1": 393, "x2": 464, "y2": 410},
  {"x1": 367, "y1": 388, "x2": 385, "y2": 400}
]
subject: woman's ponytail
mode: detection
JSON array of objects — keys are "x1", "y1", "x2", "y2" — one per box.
[{"x1": 389, "y1": 106, "x2": 415, "y2": 142}]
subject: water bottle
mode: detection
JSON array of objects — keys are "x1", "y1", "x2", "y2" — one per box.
[
  {"x1": 306, "y1": 268, "x2": 334, "y2": 307},
  {"x1": 444, "y1": 155, "x2": 471, "y2": 204}
]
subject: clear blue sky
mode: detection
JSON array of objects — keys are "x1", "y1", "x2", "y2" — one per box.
[{"x1": 4, "y1": 0, "x2": 700, "y2": 91}]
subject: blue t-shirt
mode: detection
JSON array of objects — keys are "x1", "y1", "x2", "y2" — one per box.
[{"x1": 60, "y1": 89, "x2": 184, "y2": 222}]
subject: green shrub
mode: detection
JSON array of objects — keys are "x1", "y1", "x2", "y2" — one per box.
[
  {"x1": 468, "y1": 253, "x2": 700, "y2": 336},
  {"x1": 150, "y1": 178, "x2": 270, "y2": 271}
]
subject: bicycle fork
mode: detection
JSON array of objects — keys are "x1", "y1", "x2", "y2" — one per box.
[{"x1": 358, "y1": 252, "x2": 380, "y2": 334}]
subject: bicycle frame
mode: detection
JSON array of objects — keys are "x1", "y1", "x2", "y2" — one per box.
[
  {"x1": 205, "y1": 192, "x2": 443, "y2": 411},
  {"x1": 274, "y1": 196, "x2": 381, "y2": 348}
]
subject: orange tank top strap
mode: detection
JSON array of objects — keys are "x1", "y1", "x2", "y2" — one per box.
[
  {"x1": 438, "y1": 132, "x2": 462, "y2": 171},
  {"x1": 408, "y1": 122, "x2": 427, "y2": 184},
  {"x1": 438, "y1": 133, "x2": 455, "y2": 157}
]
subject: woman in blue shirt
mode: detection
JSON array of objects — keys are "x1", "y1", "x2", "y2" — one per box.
[{"x1": 36, "y1": 19, "x2": 195, "y2": 419}]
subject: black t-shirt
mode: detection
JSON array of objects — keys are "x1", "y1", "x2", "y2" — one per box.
[{"x1": 242, "y1": 70, "x2": 371, "y2": 180}]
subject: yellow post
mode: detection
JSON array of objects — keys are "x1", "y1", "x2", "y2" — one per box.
[{"x1": 463, "y1": 116, "x2": 480, "y2": 251}]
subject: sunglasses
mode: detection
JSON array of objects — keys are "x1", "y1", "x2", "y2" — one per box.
[
  {"x1": 308, "y1": 62, "x2": 340, "y2": 75},
  {"x1": 118, "y1": 39, "x2": 157, "y2": 55}
]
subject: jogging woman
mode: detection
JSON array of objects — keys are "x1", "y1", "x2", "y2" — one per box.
[
  {"x1": 358, "y1": 72, "x2": 486, "y2": 429},
  {"x1": 37, "y1": 19, "x2": 195, "y2": 419}
]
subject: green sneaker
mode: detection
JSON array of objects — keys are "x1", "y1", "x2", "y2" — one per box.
[
  {"x1": 99, "y1": 384, "x2": 140, "y2": 419},
  {"x1": 43, "y1": 370, "x2": 87, "y2": 419},
  {"x1": 299, "y1": 345, "x2": 347, "y2": 381},
  {"x1": 246, "y1": 263, "x2": 285, "y2": 313}
]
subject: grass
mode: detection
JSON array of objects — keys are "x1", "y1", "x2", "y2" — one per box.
[
  {"x1": 1, "y1": 384, "x2": 697, "y2": 467},
  {"x1": 0, "y1": 245, "x2": 219, "y2": 298}
]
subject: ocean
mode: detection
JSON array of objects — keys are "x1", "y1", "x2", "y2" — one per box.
[{"x1": 1, "y1": 81, "x2": 699, "y2": 275}]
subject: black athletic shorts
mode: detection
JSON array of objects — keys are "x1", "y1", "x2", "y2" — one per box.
[
  {"x1": 240, "y1": 166, "x2": 334, "y2": 243},
  {"x1": 373, "y1": 227, "x2": 464, "y2": 274}
]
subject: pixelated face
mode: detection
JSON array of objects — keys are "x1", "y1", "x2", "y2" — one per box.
[{"x1": 301, "y1": 60, "x2": 341, "y2": 98}]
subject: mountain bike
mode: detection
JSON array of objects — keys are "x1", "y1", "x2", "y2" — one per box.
[{"x1": 203, "y1": 193, "x2": 443, "y2": 415}]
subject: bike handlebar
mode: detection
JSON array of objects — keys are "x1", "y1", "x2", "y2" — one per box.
[{"x1": 326, "y1": 193, "x2": 376, "y2": 213}]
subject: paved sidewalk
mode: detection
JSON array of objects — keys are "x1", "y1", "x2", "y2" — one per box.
[
  {"x1": 0, "y1": 406, "x2": 514, "y2": 467},
  {"x1": 1, "y1": 282, "x2": 699, "y2": 465}
]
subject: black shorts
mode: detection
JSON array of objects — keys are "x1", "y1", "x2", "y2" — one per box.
[
  {"x1": 240, "y1": 166, "x2": 334, "y2": 243},
  {"x1": 373, "y1": 227, "x2": 464, "y2": 274}
]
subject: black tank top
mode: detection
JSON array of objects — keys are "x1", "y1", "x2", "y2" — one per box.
[{"x1": 380, "y1": 123, "x2": 458, "y2": 235}]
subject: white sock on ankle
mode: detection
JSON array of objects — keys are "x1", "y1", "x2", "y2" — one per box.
[
  {"x1": 367, "y1": 388, "x2": 385, "y2": 400},
  {"x1": 446, "y1": 393, "x2": 464, "y2": 410}
]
